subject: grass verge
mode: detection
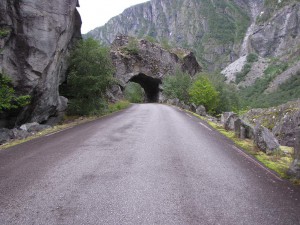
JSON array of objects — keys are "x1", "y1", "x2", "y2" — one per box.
[
  {"x1": 0, "y1": 101, "x2": 130, "y2": 150},
  {"x1": 187, "y1": 111, "x2": 298, "y2": 182}
]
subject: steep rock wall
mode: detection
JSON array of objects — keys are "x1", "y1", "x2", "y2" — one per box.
[
  {"x1": 86, "y1": 0, "x2": 250, "y2": 71},
  {"x1": 0, "y1": 0, "x2": 81, "y2": 125}
]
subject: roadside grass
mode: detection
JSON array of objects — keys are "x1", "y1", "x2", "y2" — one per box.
[
  {"x1": 0, "y1": 100, "x2": 130, "y2": 150},
  {"x1": 187, "y1": 111, "x2": 297, "y2": 182}
]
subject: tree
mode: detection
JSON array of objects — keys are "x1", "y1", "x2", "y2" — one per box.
[
  {"x1": 162, "y1": 69, "x2": 192, "y2": 102},
  {"x1": 189, "y1": 76, "x2": 220, "y2": 113},
  {"x1": 0, "y1": 73, "x2": 30, "y2": 113},
  {"x1": 67, "y1": 38, "x2": 115, "y2": 115}
]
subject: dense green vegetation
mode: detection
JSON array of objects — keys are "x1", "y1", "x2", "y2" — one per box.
[
  {"x1": 124, "y1": 83, "x2": 144, "y2": 103},
  {"x1": 0, "y1": 73, "x2": 30, "y2": 113},
  {"x1": 162, "y1": 70, "x2": 192, "y2": 103},
  {"x1": 162, "y1": 71, "x2": 239, "y2": 115},
  {"x1": 66, "y1": 38, "x2": 115, "y2": 116},
  {"x1": 238, "y1": 60, "x2": 292, "y2": 108},
  {"x1": 189, "y1": 76, "x2": 219, "y2": 113}
]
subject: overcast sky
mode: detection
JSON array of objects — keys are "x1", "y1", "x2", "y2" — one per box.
[{"x1": 77, "y1": 0, "x2": 150, "y2": 34}]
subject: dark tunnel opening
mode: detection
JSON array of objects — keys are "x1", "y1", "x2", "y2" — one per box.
[{"x1": 129, "y1": 73, "x2": 162, "y2": 103}]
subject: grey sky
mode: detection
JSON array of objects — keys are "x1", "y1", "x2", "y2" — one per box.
[{"x1": 77, "y1": 0, "x2": 150, "y2": 34}]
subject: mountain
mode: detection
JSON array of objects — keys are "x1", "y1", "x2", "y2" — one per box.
[
  {"x1": 86, "y1": 0, "x2": 253, "y2": 71},
  {"x1": 86, "y1": 0, "x2": 300, "y2": 108}
]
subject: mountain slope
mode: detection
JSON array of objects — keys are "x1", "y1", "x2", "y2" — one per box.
[{"x1": 86, "y1": 0, "x2": 251, "y2": 70}]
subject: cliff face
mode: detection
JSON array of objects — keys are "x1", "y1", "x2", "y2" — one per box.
[
  {"x1": 110, "y1": 35, "x2": 201, "y2": 102},
  {"x1": 86, "y1": 0, "x2": 251, "y2": 71},
  {"x1": 0, "y1": 0, "x2": 81, "y2": 125}
]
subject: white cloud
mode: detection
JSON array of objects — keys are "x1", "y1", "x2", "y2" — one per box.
[{"x1": 77, "y1": 0, "x2": 150, "y2": 34}]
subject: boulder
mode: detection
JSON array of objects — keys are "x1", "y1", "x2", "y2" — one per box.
[
  {"x1": 0, "y1": 128, "x2": 11, "y2": 144},
  {"x1": 190, "y1": 103, "x2": 197, "y2": 113},
  {"x1": 20, "y1": 122, "x2": 51, "y2": 133},
  {"x1": 222, "y1": 112, "x2": 238, "y2": 131},
  {"x1": 288, "y1": 129, "x2": 300, "y2": 179},
  {"x1": 10, "y1": 129, "x2": 31, "y2": 140},
  {"x1": 254, "y1": 124, "x2": 280, "y2": 154},
  {"x1": 196, "y1": 105, "x2": 206, "y2": 116}
]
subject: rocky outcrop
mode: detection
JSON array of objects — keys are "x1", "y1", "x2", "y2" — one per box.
[
  {"x1": 0, "y1": 0, "x2": 81, "y2": 126},
  {"x1": 242, "y1": 100, "x2": 300, "y2": 147},
  {"x1": 251, "y1": 3, "x2": 300, "y2": 58},
  {"x1": 110, "y1": 35, "x2": 201, "y2": 102},
  {"x1": 86, "y1": 0, "x2": 250, "y2": 71}
]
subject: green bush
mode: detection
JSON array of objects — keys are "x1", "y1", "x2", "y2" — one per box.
[
  {"x1": 0, "y1": 73, "x2": 30, "y2": 113},
  {"x1": 189, "y1": 76, "x2": 220, "y2": 114},
  {"x1": 235, "y1": 63, "x2": 252, "y2": 84},
  {"x1": 162, "y1": 70, "x2": 192, "y2": 102},
  {"x1": 124, "y1": 83, "x2": 144, "y2": 103},
  {"x1": 67, "y1": 38, "x2": 114, "y2": 116},
  {"x1": 247, "y1": 53, "x2": 258, "y2": 63}
]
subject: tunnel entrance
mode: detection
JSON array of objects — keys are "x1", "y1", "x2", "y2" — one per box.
[{"x1": 129, "y1": 73, "x2": 162, "y2": 103}]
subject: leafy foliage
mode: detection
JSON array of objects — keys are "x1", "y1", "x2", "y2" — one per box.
[
  {"x1": 124, "y1": 83, "x2": 144, "y2": 103},
  {"x1": 67, "y1": 38, "x2": 114, "y2": 116},
  {"x1": 189, "y1": 76, "x2": 219, "y2": 113},
  {"x1": 235, "y1": 63, "x2": 252, "y2": 84},
  {"x1": 0, "y1": 73, "x2": 30, "y2": 113},
  {"x1": 247, "y1": 53, "x2": 258, "y2": 63},
  {"x1": 162, "y1": 70, "x2": 192, "y2": 102}
]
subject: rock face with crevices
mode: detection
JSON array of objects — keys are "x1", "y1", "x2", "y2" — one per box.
[
  {"x1": 0, "y1": 0, "x2": 81, "y2": 126},
  {"x1": 110, "y1": 35, "x2": 201, "y2": 102}
]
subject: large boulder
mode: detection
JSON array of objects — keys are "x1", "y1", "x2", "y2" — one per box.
[
  {"x1": 288, "y1": 129, "x2": 300, "y2": 179},
  {"x1": 0, "y1": 128, "x2": 11, "y2": 144},
  {"x1": 0, "y1": 0, "x2": 81, "y2": 125},
  {"x1": 222, "y1": 112, "x2": 238, "y2": 131},
  {"x1": 254, "y1": 124, "x2": 280, "y2": 154},
  {"x1": 196, "y1": 105, "x2": 206, "y2": 116},
  {"x1": 20, "y1": 122, "x2": 51, "y2": 133}
]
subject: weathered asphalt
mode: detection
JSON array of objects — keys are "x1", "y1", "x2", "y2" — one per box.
[{"x1": 0, "y1": 104, "x2": 299, "y2": 225}]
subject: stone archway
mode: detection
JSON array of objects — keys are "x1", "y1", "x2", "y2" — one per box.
[{"x1": 128, "y1": 73, "x2": 162, "y2": 103}]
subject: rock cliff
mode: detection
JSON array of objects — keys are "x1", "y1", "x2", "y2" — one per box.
[
  {"x1": 0, "y1": 0, "x2": 81, "y2": 126},
  {"x1": 110, "y1": 35, "x2": 201, "y2": 102},
  {"x1": 86, "y1": 0, "x2": 251, "y2": 71}
]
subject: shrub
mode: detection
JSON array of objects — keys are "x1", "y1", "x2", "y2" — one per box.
[
  {"x1": 247, "y1": 53, "x2": 258, "y2": 63},
  {"x1": 0, "y1": 73, "x2": 30, "y2": 113},
  {"x1": 235, "y1": 63, "x2": 252, "y2": 84},
  {"x1": 162, "y1": 70, "x2": 192, "y2": 102},
  {"x1": 67, "y1": 38, "x2": 114, "y2": 116},
  {"x1": 189, "y1": 76, "x2": 220, "y2": 114}
]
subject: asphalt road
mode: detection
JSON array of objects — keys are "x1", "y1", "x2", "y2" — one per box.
[{"x1": 0, "y1": 104, "x2": 300, "y2": 225}]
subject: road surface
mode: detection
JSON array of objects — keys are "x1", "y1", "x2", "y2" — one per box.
[{"x1": 0, "y1": 104, "x2": 300, "y2": 225}]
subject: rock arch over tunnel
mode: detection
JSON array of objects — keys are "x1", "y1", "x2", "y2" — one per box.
[{"x1": 129, "y1": 73, "x2": 162, "y2": 103}]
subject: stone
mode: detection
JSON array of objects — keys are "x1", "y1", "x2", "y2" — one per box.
[
  {"x1": 0, "y1": 0, "x2": 82, "y2": 125},
  {"x1": 10, "y1": 128, "x2": 31, "y2": 140},
  {"x1": 110, "y1": 35, "x2": 200, "y2": 103},
  {"x1": 20, "y1": 122, "x2": 51, "y2": 133},
  {"x1": 240, "y1": 127, "x2": 246, "y2": 140},
  {"x1": 254, "y1": 124, "x2": 280, "y2": 154},
  {"x1": 0, "y1": 128, "x2": 11, "y2": 144},
  {"x1": 234, "y1": 118, "x2": 242, "y2": 138},
  {"x1": 190, "y1": 103, "x2": 197, "y2": 113},
  {"x1": 240, "y1": 120, "x2": 255, "y2": 140},
  {"x1": 222, "y1": 112, "x2": 238, "y2": 131},
  {"x1": 288, "y1": 129, "x2": 300, "y2": 179},
  {"x1": 196, "y1": 105, "x2": 206, "y2": 116}
]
